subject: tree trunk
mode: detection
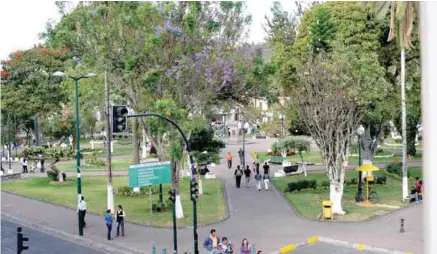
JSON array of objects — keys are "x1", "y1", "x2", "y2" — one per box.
[
  {"x1": 401, "y1": 46, "x2": 409, "y2": 200},
  {"x1": 142, "y1": 126, "x2": 147, "y2": 159},
  {"x1": 327, "y1": 163, "x2": 345, "y2": 215},
  {"x1": 171, "y1": 159, "x2": 184, "y2": 219},
  {"x1": 132, "y1": 118, "x2": 140, "y2": 164}
]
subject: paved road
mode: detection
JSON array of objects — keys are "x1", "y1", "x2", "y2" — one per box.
[
  {"x1": 293, "y1": 242, "x2": 376, "y2": 254},
  {"x1": 1, "y1": 219, "x2": 104, "y2": 254}
]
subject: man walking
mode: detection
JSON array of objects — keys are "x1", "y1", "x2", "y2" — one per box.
[
  {"x1": 226, "y1": 152, "x2": 233, "y2": 169},
  {"x1": 238, "y1": 148, "x2": 244, "y2": 165},
  {"x1": 263, "y1": 162, "x2": 270, "y2": 191},
  {"x1": 203, "y1": 229, "x2": 221, "y2": 254},
  {"x1": 78, "y1": 196, "x2": 88, "y2": 227}
]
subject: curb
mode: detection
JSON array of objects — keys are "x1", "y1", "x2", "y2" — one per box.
[
  {"x1": 1, "y1": 177, "x2": 231, "y2": 229},
  {"x1": 273, "y1": 236, "x2": 414, "y2": 254},
  {"x1": 1, "y1": 213, "x2": 146, "y2": 254}
]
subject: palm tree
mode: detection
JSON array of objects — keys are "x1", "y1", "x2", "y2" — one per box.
[{"x1": 366, "y1": 1, "x2": 419, "y2": 200}]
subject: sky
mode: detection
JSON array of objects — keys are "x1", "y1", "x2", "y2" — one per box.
[{"x1": 0, "y1": 1, "x2": 297, "y2": 60}]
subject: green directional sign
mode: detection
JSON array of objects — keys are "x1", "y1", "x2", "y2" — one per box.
[{"x1": 129, "y1": 161, "x2": 172, "y2": 187}]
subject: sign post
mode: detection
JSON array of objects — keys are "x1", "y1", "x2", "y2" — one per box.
[{"x1": 129, "y1": 161, "x2": 172, "y2": 188}]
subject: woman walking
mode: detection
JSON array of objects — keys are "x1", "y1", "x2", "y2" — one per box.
[
  {"x1": 240, "y1": 239, "x2": 250, "y2": 254},
  {"x1": 244, "y1": 165, "x2": 251, "y2": 188},
  {"x1": 104, "y1": 209, "x2": 113, "y2": 240},
  {"x1": 116, "y1": 205, "x2": 125, "y2": 237},
  {"x1": 234, "y1": 165, "x2": 243, "y2": 188}
]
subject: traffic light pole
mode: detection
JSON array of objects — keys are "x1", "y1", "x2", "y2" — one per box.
[
  {"x1": 127, "y1": 113, "x2": 199, "y2": 254},
  {"x1": 169, "y1": 188, "x2": 178, "y2": 253}
]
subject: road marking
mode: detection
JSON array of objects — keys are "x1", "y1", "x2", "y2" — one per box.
[
  {"x1": 306, "y1": 236, "x2": 319, "y2": 244},
  {"x1": 280, "y1": 244, "x2": 296, "y2": 253}
]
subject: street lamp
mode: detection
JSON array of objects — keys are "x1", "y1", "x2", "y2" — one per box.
[
  {"x1": 279, "y1": 113, "x2": 285, "y2": 138},
  {"x1": 356, "y1": 125, "x2": 365, "y2": 202},
  {"x1": 53, "y1": 71, "x2": 97, "y2": 236}
]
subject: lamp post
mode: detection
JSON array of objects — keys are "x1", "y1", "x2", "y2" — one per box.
[
  {"x1": 241, "y1": 110, "x2": 246, "y2": 168},
  {"x1": 356, "y1": 125, "x2": 365, "y2": 202},
  {"x1": 279, "y1": 113, "x2": 284, "y2": 138},
  {"x1": 53, "y1": 71, "x2": 96, "y2": 236}
]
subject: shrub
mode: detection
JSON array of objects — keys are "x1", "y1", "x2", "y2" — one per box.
[
  {"x1": 375, "y1": 175, "x2": 387, "y2": 185},
  {"x1": 286, "y1": 180, "x2": 317, "y2": 192},
  {"x1": 115, "y1": 186, "x2": 157, "y2": 197},
  {"x1": 386, "y1": 162, "x2": 410, "y2": 177},
  {"x1": 320, "y1": 180, "x2": 330, "y2": 189},
  {"x1": 345, "y1": 178, "x2": 358, "y2": 186}
]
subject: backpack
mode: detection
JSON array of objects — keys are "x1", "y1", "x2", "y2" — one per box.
[{"x1": 236, "y1": 170, "x2": 243, "y2": 176}]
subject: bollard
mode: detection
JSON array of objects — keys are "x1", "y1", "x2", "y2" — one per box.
[
  {"x1": 400, "y1": 218, "x2": 405, "y2": 233},
  {"x1": 152, "y1": 245, "x2": 157, "y2": 254},
  {"x1": 251, "y1": 244, "x2": 256, "y2": 254},
  {"x1": 162, "y1": 248, "x2": 167, "y2": 254}
]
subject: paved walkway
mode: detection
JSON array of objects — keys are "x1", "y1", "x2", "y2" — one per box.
[{"x1": 1, "y1": 138, "x2": 423, "y2": 253}]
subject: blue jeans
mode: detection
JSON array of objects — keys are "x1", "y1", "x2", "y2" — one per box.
[{"x1": 106, "y1": 224, "x2": 112, "y2": 240}]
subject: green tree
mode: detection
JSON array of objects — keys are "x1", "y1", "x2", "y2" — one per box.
[
  {"x1": 365, "y1": 1, "x2": 420, "y2": 199},
  {"x1": 308, "y1": 7, "x2": 337, "y2": 53},
  {"x1": 1, "y1": 48, "x2": 70, "y2": 140}
]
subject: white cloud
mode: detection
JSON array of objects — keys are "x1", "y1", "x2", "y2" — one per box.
[{"x1": 0, "y1": 1, "x2": 297, "y2": 60}]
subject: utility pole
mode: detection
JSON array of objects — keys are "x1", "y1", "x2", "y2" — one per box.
[
  {"x1": 105, "y1": 71, "x2": 114, "y2": 213},
  {"x1": 8, "y1": 115, "x2": 12, "y2": 174}
]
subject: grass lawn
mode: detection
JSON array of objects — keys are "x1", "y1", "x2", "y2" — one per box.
[
  {"x1": 272, "y1": 167, "x2": 421, "y2": 221},
  {"x1": 56, "y1": 157, "x2": 135, "y2": 172},
  {"x1": 1, "y1": 176, "x2": 227, "y2": 227},
  {"x1": 255, "y1": 151, "x2": 422, "y2": 165}
]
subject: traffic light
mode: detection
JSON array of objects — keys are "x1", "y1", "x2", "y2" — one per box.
[
  {"x1": 17, "y1": 227, "x2": 29, "y2": 253},
  {"x1": 112, "y1": 105, "x2": 128, "y2": 133},
  {"x1": 190, "y1": 179, "x2": 199, "y2": 201},
  {"x1": 168, "y1": 188, "x2": 176, "y2": 203}
]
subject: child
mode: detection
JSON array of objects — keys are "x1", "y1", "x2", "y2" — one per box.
[
  {"x1": 252, "y1": 162, "x2": 256, "y2": 173},
  {"x1": 254, "y1": 172, "x2": 262, "y2": 191},
  {"x1": 105, "y1": 209, "x2": 113, "y2": 240}
]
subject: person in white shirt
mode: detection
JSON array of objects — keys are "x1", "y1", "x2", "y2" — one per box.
[{"x1": 78, "y1": 196, "x2": 88, "y2": 227}]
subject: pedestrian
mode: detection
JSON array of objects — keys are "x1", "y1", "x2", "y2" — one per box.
[
  {"x1": 238, "y1": 148, "x2": 244, "y2": 165},
  {"x1": 263, "y1": 172, "x2": 270, "y2": 191},
  {"x1": 262, "y1": 162, "x2": 270, "y2": 175},
  {"x1": 254, "y1": 171, "x2": 262, "y2": 191},
  {"x1": 234, "y1": 166, "x2": 243, "y2": 188},
  {"x1": 22, "y1": 158, "x2": 28, "y2": 173},
  {"x1": 416, "y1": 180, "x2": 423, "y2": 203},
  {"x1": 105, "y1": 209, "x2": 113, "y2": 240},
  {"x1": 116, "y1": 205, "x2": 125, "y2": 237},
  {"x1": 244, "y1": 165, "x2": 251, "y2": 188},
  {"x1": 219, "y1": 236, "x2": 234, "y2": 254},
  {"x1": 255, "y1": 158, "x2": 260, "y2": 174},
  {"x1": 240, "y1": 239, "x2": 250, "y2": 254},
  {"x1": 78, "y1": 196, "x2": 88, "y2": 227},
  {"x1": 226, "y1": 152, "x2": 233, "y2": 169},
  {"x1": 203, "y1": 229, "x2": 221, "y2": 254}
]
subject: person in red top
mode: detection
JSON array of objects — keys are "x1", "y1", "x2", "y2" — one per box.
[{"x1": 415, "y1": 178, "x2": 423, "y2": 203}]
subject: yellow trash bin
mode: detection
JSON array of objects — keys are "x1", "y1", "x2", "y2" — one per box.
[
  {"x1": 366, "y1": 175, "x2": 375, "y2": 182},
  {"x1": 322, "y1": 201, "x2": 333, "y2": 220}
]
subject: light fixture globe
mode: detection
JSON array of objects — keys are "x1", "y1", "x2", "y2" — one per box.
[
  {"x1": 357, "y1": 125, "x2": 365, "y2": 136},
  {"x1": 86, "y1": 73, "x2": 97, "y2": 78},
  {"x1": 53, "y1": 71, "x2": 66, "y2": 77}
]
